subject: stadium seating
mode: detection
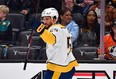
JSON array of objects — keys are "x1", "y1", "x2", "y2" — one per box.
[
  {"x1": 18, "y1": 30, "x2": 46, "y2": 47},
  {"x1": 7, "y1": 13, "x2": 26, "y2": 45},
  {"x1": 73, "y1": 46, "x2": 98, "y2": 60},
  {"x1": 1, "y1": 13, "x2": 98, "y2": 61},
  {"x1": 7, "y1": 46, "x2": 41, "y2": 60},
  {"x1": 7, "y1": 13, "x2": 26, "y2": 31}
]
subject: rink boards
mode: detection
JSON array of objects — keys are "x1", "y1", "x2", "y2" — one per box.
[{"x1": 0, "y1": 62, "x2": 116, "y2": 79}]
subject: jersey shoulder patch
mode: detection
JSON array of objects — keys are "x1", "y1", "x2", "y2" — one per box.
[
  {"x1": 49, "y1": 24, "x2": 65, "y2": 32},
  {"x1": 50, "y1": 27, "x2": 59, "y2": 32}
]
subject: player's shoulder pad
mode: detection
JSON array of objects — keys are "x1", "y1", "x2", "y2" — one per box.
[{"x1": 49, "y1": 24, "x2": 65, "y2": 32}]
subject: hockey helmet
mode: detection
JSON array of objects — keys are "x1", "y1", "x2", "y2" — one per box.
[{"x1": 41, "y1": 7, "x2": 59, "y2": 20}]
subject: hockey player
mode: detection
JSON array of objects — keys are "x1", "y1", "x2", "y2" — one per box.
[{"x1": 36, "y1": 7, "x2": 79, "y2": 79}]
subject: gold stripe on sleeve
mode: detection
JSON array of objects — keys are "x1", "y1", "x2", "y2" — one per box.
[{"x1": 40, "y1": 29, "x2": 56, "y2": 45}]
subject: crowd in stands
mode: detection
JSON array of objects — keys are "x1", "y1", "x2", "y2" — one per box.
[{"x1": 0, "y1": 0, "x2": 116, "y2": 60}]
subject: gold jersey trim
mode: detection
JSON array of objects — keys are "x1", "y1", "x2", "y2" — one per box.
[
  {"x1": 40, "y1": 29, "x2": 56, "y2": 45},
  {"x1": 47, "y1": 60, "x2": 79, "y2": 72}
]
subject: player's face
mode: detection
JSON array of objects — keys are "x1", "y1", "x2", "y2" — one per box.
[{"x1": 42, "y1": 16, "x2": 53, "y2": 29}]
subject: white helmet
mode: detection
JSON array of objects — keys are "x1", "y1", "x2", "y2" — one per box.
[{"x1": 41, "y1": 7, "x2": 59, "y2": 20}]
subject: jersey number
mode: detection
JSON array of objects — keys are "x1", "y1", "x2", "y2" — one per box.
[{"x1": 67, "y1": 37, "x2": 72, "y2": 49}]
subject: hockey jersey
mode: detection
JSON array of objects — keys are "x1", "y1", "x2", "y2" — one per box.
[
  {"x1": 39, "y1": 24, "x2": 79, "y2": 72},
  {"x1": 98, "y1": 34, "x2": 116, "y2": 59}
]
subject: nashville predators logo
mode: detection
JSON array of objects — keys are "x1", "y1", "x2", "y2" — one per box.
[{"x1": 50, "y1": 28, "x2": 58, "y2": 32}]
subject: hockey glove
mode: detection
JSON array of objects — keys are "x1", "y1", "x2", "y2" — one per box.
[{"x1": 36, "y1": 23, "x2": 45, "y2": 34}]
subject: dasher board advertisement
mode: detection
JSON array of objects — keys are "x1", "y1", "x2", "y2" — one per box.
[{"x1": 0, "y1": 63, "x2": 116, "y2": 79}]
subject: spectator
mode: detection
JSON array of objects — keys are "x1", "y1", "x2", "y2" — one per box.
[
  {"x1": 112, "y1": 7, "x2": 116, "y2": 20},
  {"x1": 78, "y1": 10, "x2": 100, "y2": 47},
  {"x1": 73, "y1": 0, "x2": 95, "y2": 15},
  {"x1": 89, "y1": 0, "x2": 101, "y2": 23},
  {"x1": 62, "y1": 0, "x2": 84, "y2": 13},
  {"x1": 62, "y1": 0, "x2": 76, "y2": 12},
  {"x1": 82, "y1": 0, "x2": 95, "y2": 15},
  {"x1": 89, "y1": 0, "x2": 116, "y2": 33},
  {"x1": 6, "y1": 0, "x2": 33, "y2": 20},
  {"x1": 59, "y1": 7, "x2": 79, "y2": 47},
  {"x1": 104, "y1": 1, "x2": 115, "y2": 32},
  {"x1": 0, "y1": 5, "x2": 12, "y2": 44},
  {"x1": 98, "y1": 19, "x2": 116, "y2": 60},
  {"x1": 62, "y1": 0, "x2": 84, "y2": 27},
  {"x1": 0, "y1": 5, "x2": 12, "y2": 59},
  {"x1": 39, "y1": 0, "x2": 62, "y2": 12},
  {"x1": 62, "y1": 0, "x2": 94, "y2": 14},
  {"x1": 7, "y1": 0, "x2": 31, "y2": 14}
]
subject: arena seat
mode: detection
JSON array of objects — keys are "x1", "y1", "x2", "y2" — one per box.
[
  {"x1": 73, "y1": 46, "x2": 98, "y2": 60},
  {"x1": 7, "y1": 13, "x2": 26, "y2": 31},
  {"x1": 7, "y1": 13, "x2": 26, "y2": 45},
  {"x1": 18, "y1": 30, "x2": 46, "y2": 47},
  {"x1": 7, "y1": 46, "x2": 41, "y2": 60}
]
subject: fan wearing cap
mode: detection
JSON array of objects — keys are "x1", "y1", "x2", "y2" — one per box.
[
  {"x1": 98, "y1": 19, "x2": 116, "y2": 60},
  {"x1": 36, "y1": 7, "x2": 79, "y2": 79}
]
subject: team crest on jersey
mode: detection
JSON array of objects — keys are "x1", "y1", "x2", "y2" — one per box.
[
  {"x1": 50, "y1": 28, "x2": 58, "y2": 32},
  {"x1": 109, "y1": 46, "x2": 116, "y2": 56},
  {"x1": 2, "y1": 22, "x2": 7, "y2": 25}
]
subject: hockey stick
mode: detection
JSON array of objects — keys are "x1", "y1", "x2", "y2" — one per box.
[
  {"x1": 23, "y1": 30, "x2": 33, "y2": 70},
  {"x1": 23, "y1": 0, "x2": 40, "y2": 70}
]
